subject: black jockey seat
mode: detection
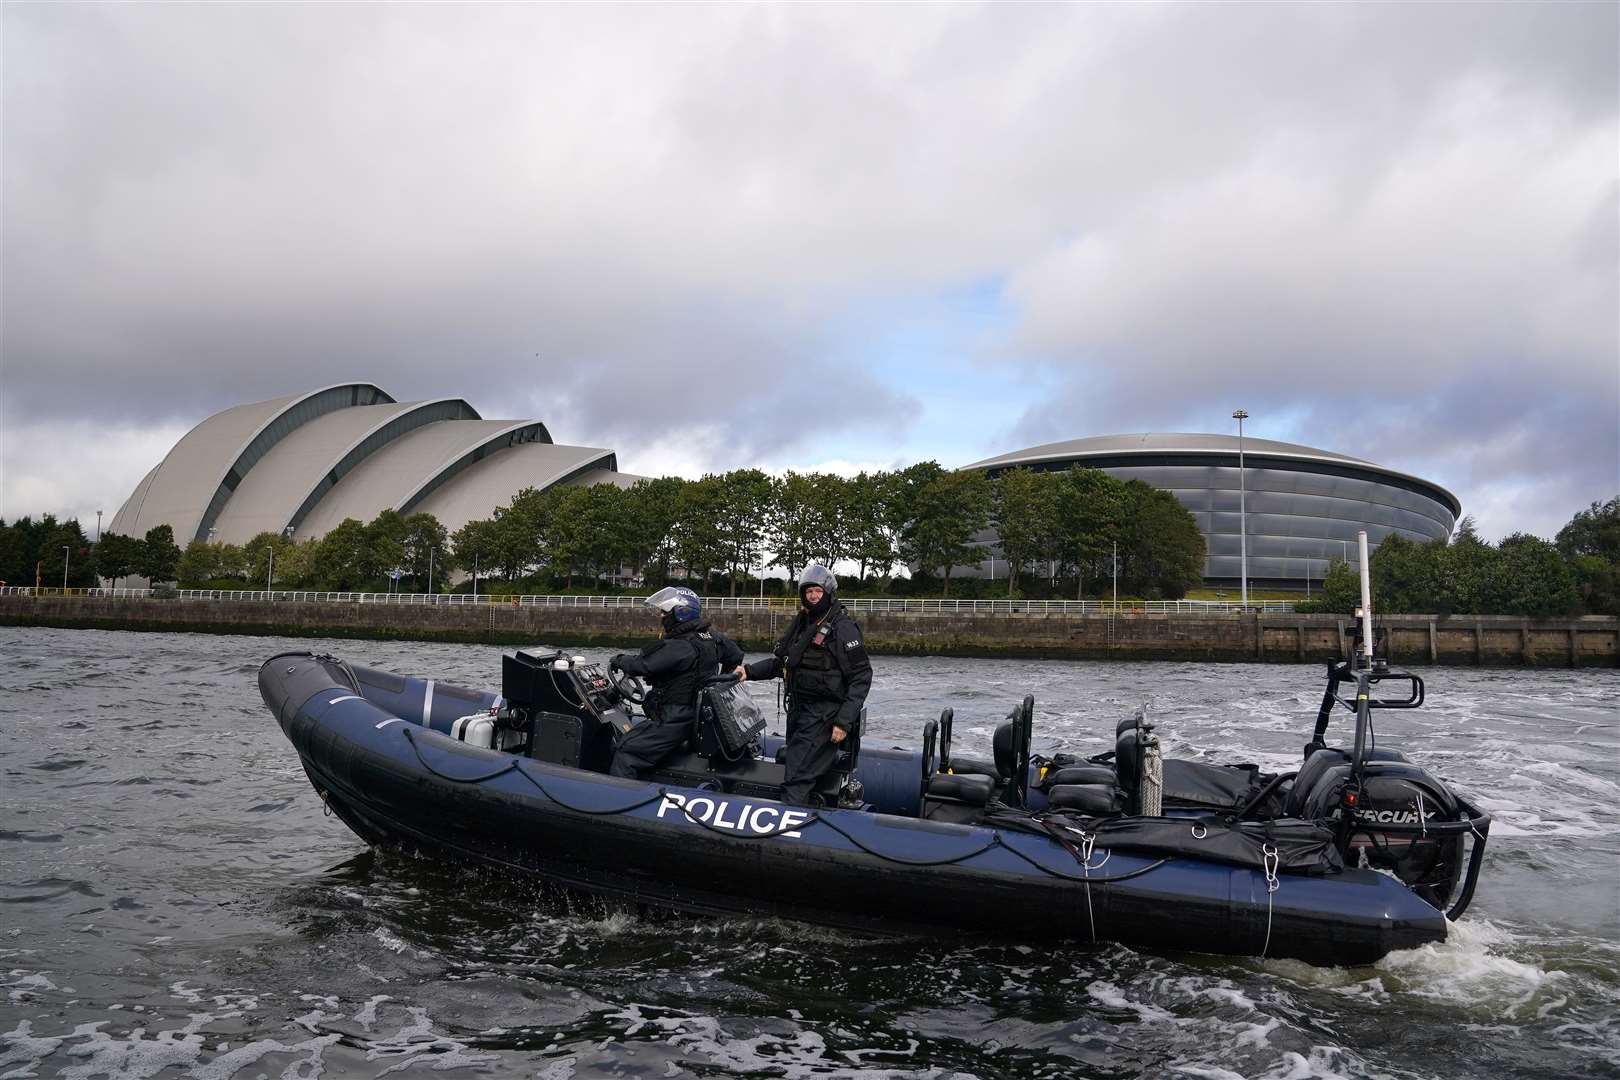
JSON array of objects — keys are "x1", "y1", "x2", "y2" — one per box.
[{"x1": 923, "y1": 708, "x2": 996, "y2": 823}]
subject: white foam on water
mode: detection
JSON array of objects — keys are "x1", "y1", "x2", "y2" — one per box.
[
  {"x1": 5, "y1": 971, "x2": 58, "y2": 1004},
  {"x1": 534, "y1": 1056, "x2": 578, "y2": 1080},
  {"x1": 1376, "y1": 918, "x2": 1572, "y2": 1018},
  {"x1": 1085, "y1": 981, "x2": 1178, "y2": 1023},
  {"x1": 0, "y1": 1018, "x2": 65, "y2": 1078},
  {"x1": 364, "y1": 1005, "x2": 500, "y2": 1076}
]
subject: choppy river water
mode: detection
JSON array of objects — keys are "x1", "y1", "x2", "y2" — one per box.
[{"x1": 2, "y1": 627, "x2": 1617, "y2": 1079}]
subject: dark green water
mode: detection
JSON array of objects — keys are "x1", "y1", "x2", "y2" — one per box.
[{"x1": 2, "y1": 627, "x2": 1616, "y2": 1079}]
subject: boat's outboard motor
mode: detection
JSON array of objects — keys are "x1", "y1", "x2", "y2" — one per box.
[{"x1": 1288, "y1": 749, "x2": 1466, "y2": 908}]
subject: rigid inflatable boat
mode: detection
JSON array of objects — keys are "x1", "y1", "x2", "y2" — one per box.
[{"x1": 259, "y1": 635, "x2": 1489, "y2": 967}]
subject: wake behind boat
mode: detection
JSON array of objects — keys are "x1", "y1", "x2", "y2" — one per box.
[{"x1": 257, "y1": 536, "x2": 1489, "y2": 966}]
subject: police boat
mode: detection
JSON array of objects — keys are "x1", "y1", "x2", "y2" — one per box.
[{"x1": 258, "y1": 547, "x2": 1489, "y2": 967}]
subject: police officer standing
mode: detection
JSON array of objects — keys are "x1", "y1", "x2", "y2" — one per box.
[
  {"x1": 609, "y1": 587, "x2": 745, "y2": 779},
  {"x1": 739, "y1": 563, "x2": 872, "y2": 805}
]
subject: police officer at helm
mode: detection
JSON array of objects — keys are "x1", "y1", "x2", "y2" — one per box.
[
  {"x1": 739, "y1": 563, "x2": 871, "y2": 805},
  {"x1": 608, "y1": 587, "x2": 744, "y2": 779}
]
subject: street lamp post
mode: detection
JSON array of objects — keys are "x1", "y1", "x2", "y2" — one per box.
[
  {"x1": 1232, "y1": 409, "x2": 1249, "y2": 609},
  {"x1": 96, "y1": 510, "x2": 103, "y2": 542},
  {"x1": 63, "y1": 545, "x2": 71, "y2": 590},
  {"x1": 428, "y1": 546, "x2": 435, "y2": 597},
  {"x1": 473, "y1": 553, "x2": 479, "y2": 598}
]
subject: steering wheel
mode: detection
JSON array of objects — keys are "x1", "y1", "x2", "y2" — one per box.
[{"x1": 608, "y1": 664, "x2": 648, "y2": 706}]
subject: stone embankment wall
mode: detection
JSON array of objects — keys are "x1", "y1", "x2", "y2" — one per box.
[{"x1": 2, "y1": 593, "x2": 1615, "y2": 666}]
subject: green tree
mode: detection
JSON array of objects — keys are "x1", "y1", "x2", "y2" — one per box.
[
  {"x1": 176, "y1": 540, "x2": 218, "y2": 587},
  {"x1": 844, "y1": 471, "x2": 896, "y2": 582},
  {"x1": 0, "y1": 519, "x2": 26, "y2": 586},
  {"x1": 1369, "y1": 534, "x2": 1446, "y2": 613},
  {"x1": 401, "y1": 513, "x2": 451, "y2": 591},
  {"x1": 451, "y1": 517, "x2": 501, "y2": 590},
  {"x1": 40, "y1": 520, "x2": 96, "y2": 589},
  {"x1": 1298, "y1": 557, "x2": 1360, "y2": 614},
  {"x1": 367, "y1": 510, "x2": 410, "y2": 586},
  {"x1": 994, "y1": 468, "x2": 1061, "y2": 596},
  {"x1": 275, "y1": 538, "x2": 321, "y2": 589},
  {"x1": 243, "y1": 530, "x2": 298, "y2": 589},
  {"x1": 1555, "y1": 497, "x2": 1620, "y2": 563},
  {"x1": 1053, "y1": 467, "x2": 1127, "y2": 599},
  {"x1": 313, "y1": 518, "x2": 372, "y2": 590},
  {"x1": 624, "y1": 477, "x2": 684, "y2": 585},
  {"x1": 492, "y1": 487, "x2": 551, "y2": 580},
  {"x1": 716, "y1": 469, "x2": 773, "y2": 595},
  {"x1": 1115, "y1": 481, "x2": 1204, "y2": 599},
  {"x1": 674, "y1": 476, "x2": 729, "y2": 588},
  {"x1": 137, "y1": 525, "x2": 182, "y2": 584},
  {"x1": 906, "y1": 469, "x2": 993, "y2": 595},
  {"x1": 887, "y1": 461, "x2": 948, "y2": 580},
  {"x1": 1570, "y1": 554, "x2": 1620, "y2": 616},
  {"x1": 95, "y1": 532, "x2": 142, "y2": 586},
  {"x1": 1494, "y1": 533, "x2": 1582, "y2": 617},
  {"x1": 766, "y1": 471, "x2": 823, "y2": 580}
]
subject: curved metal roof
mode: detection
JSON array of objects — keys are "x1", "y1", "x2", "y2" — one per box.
[
  {"x1": 410, "y1": 443, "x2": 620, "y2": 535},
  {"x1": 963, "y1": 432, "x2": 1460, "y2": 516},
  {"x1": 115, "y1": 383, "x2": 393, "y2": 544},
  {"x1": 107, "y1": 462, "x2": 160, "y2": 538},
  {"x1": 565, "y1": 467, "x2": 644, "y2": 491},
  {"x1": 210, "y1": 398, "x2": 481, "y2": 544},
  {"x1": 296, "y1": 419, "x2": 553, "y2": 537}
]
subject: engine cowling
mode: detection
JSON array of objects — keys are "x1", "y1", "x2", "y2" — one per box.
[{"x1": 1295, "y1": 760, "x2": 1465, "y2": 909}]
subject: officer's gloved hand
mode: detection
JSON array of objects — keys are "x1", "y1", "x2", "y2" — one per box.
[{"x1": 609, "y1": 653, "x2": 630, "y2": 671}]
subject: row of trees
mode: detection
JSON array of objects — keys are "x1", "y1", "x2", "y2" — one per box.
[
  {"x1": 0, "y1": 517, "x2": 181, "y2": 590},
  {"x1": 1, "y1": 463, "x2": 1207, "y2": 598},
  {"x1": 13, "y1": 486, "x2": 1612, "y2": 611},
  {"x1": 441, "y1": 464, "x2": 1205, "y2": 599},
  {"x1": 1300, "y1": 498, "x2": 1620, "y2": 617}
]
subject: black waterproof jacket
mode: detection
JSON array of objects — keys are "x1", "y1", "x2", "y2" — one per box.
[
  {"x1": 614, "y1": 621, "x2": 745, "y2": 715},
  {"x1": 743, "y1": 602, "x2": 872, "y2": 733}
]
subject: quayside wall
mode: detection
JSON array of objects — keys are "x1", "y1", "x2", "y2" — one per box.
[{"x1": 1, "y1": 593, "x2": 1615, "y2": 666}]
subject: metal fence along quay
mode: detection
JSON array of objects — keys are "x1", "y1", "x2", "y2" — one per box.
[{"x1": 0, "y1": 586, "x2": 1296, "y2": 615}]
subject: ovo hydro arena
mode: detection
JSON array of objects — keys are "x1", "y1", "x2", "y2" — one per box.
[{"x1": 962, "y1": 433, "x2": 1460, "y2": 590}]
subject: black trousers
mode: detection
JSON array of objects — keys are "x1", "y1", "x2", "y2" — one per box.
[
  {"x1": 782, "y1": 697, "x2": 843, "y2": 805},
  {"x1": 609, "y1": 704, "x2": 696, "y2": 778}
]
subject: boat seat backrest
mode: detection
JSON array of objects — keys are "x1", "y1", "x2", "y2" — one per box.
[
  {"x1": 1114, "y1": 719, "x2": 1143, "y2": 812},
  {"x1": 992, "y1": 719, "x2": 1016, "y2": 779}
]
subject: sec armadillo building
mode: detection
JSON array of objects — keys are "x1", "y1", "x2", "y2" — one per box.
[
  {"x1": 108, "y1": 383, "x2": 638, "y2": 546},
  {"x1": 963, "y1": 433, "x2": 1460, "y2": 589}
]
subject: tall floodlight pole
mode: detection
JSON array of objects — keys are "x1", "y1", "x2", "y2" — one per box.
[{"x1": 1232, "y1": 409, "x2": 1249, "y2": 609}]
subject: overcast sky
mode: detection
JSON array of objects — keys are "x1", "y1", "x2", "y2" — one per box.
[{"x1": 3, "y1": 3, "x2": 1615, "y2": 541}]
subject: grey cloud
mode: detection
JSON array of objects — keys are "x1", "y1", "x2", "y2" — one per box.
[{"x1": 2, "y1": 3, "x2": 1614, "y2": 514}]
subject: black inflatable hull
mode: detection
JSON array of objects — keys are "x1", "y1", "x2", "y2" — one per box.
[{"x1": 260, "y1": 654, "x2": 1449, "y2": 966}]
